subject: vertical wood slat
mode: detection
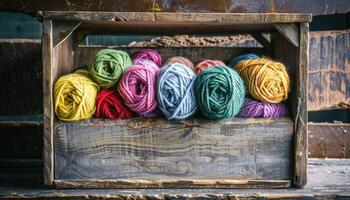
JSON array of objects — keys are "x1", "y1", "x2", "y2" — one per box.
[
  {"x1": 294, "y1": 23, "x2": 309, "y2": 187},
  {"x1": 42, "y1": 19, "x2": 54, "y2": 185}
]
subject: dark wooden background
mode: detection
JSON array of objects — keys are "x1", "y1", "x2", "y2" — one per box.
[{"x1": 0, "y1": 0, "x2": 349, "y2": 184}]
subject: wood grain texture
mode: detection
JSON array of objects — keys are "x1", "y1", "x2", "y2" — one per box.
[
  {"x1": 0, "y1": 39, "x2": 42, "y2": 115},
  {"x1": 42, "y1": 20, "x2": 54, "y2": 186},
  {"x1": 54, "y1": 118, "x2": 293, "y2": 188},
  {"x1": 52, "y1": 20, "x2": 81, "y2": 47},
  {"x1": 1, "y1": 0, "x2": 348, "y2": 15},
  {"x1": 1, "y1": 159, "x2": 349, "y2": 199},
  {"x1": 275, "y1": 24, "x2": 299, "y2": 47},
  {"x1": 271, "y1": 23, "x2": 308, "y2": 187},
  {"x1": 39, "y1": 12, "x2": 312, "y2": 23},
  {"x1": 74, "y1": 46, "x2": 267, "y2": 68},
  {"x1": 309, "y1": 123, "x2": 350, "y2": 158},
  {"x1": 308, "y1": 30, "x2": 350, "y2": 111},
  {"x1": 294, "y1": 23, "x2": 309, "y2": 187}
]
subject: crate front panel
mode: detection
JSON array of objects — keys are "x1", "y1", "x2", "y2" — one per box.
[{"x1": 54, "y1": 118, "x2": 293, "y2": 180}]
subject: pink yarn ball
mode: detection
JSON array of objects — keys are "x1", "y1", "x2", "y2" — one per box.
[
  {"x1": 118, "y1": 59, "x2": 159, "y2": 116},
  {"x1": 132, "y1": 49, "x2": 162, "y2": 67},
  {"x1": 164, "y1": 56, "x2": 194, "y2": 71}
]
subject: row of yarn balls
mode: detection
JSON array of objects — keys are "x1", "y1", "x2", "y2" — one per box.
[{"x1": 54, "y1": 49, "x2": 289, "y2": 122}]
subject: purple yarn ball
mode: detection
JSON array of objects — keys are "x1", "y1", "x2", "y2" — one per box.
[
  {"x1": 238, "y1": 98, "x2": 288, "y2": 118},
  {"x1": 132, "y1": 49, "x2": 162, "y2": 67}
]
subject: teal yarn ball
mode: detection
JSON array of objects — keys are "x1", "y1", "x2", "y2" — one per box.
[
  {"x1": 89, "y1": 49, "x2": 132, "y2": 88},
  {"x1": 195, "y1": 66, "x2": 245, "y2": 120},
  {"x1": 157, "y1": 63, "x2": 197, "y2": 120}
]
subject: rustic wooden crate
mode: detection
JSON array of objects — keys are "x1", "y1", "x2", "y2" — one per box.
[{"x1": 41, "y1": 12, "x2": 311, "y2": 188}]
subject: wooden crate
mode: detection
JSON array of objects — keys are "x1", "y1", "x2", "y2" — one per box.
[{"x1": 41, "y1": 12, "x2": 311, "y2": 188}]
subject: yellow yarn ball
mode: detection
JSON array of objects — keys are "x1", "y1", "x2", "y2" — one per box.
[
  {"x1": 235, "y1": 58, "x2": 290, "y2": 103},
  {"x1": 54, "y1": 70, "x2": 100, "y2": 121}
]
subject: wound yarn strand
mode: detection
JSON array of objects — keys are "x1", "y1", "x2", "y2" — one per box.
[
  {"x1": 234, "y1": 57, "x2": 290, "y2": 103},
  {"x1": 89, "y1": 49, "x2": 132, "y2": 88},
  {"x1": 164, "y1": 56, "x2": 194, "y2": 71},
  {"x1": 118, "y1": 59, "x2": 159, "y2": 116},
  {"x1": 96, "y1": 88, "x2": 134, "y2": 119},
  {"x1": 132, "y1": 49, "x2": 162, "y2": 67},
  {"x1": 54, "y1": 70, "x2": 99, "y2": 121},
  {"x1": 195, "y1": 59, "x2": 226, "y2": 74},
  {"x1": 238, "y1": 98, "x2": 288, "y2": 118},
  {"x1": 195, "y1": 66, "x2": 245, "y2": 120},
  {"x1": 157, "y1": 63, "x2": 197, "y2": 120}
]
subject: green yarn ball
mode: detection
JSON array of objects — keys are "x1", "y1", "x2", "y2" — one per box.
[
  {"x1": 195, "y1": 66, "x2": 245, "y2": 120},
  {"x1": 89, "y1": 49, "x2": 132, "y2": 88}
]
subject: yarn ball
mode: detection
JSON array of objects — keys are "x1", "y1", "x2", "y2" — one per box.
[
  {"x1": 89, "y1": 49, "x2": 132, "y2": 88},
  {"x1": 96, "y1": 88, "x2": 134, "y2": 119},
  {"x1": 118, "y1": 59, "x2": 159, "y2": 116},
  {"x1": 54, "y1": 70, "x2": 100, "y2": 121},
  {"x1": 228, "y1": 53, "x2": 259, "y2": 67},
  {"x1": 195, "y1": 66, "x2": 245, "y2": 120},
  {"x1": 132, "y1": 49, "x2": 162, "y2": 67},
  {"x1": 238, "y1": 98, "x2": 288, "y2": 118},
  {"x1": 195, "y1": 59, "x2": 226, "y2": 74},
  {"x1": 157, "y1": 63, "x2": 197, "y2": 120},
  {"x1": 234, "y1": 57, "x2": 290, "y2": 103},
  {"x1": 164, "y1": 56, "x2": 194, "y2": 71}
]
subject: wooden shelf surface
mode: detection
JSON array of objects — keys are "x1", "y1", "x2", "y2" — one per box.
[{"x1": 0, "y1": 159, "x2": 349, "y2": 199}]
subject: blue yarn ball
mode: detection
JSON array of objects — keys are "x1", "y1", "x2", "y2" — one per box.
[
  {"x1": 228, "y1": 54, "x2": 260, "y2": 67},
  {"x1": 157, "y1": 63, "x2": 197, "y2": 120}
]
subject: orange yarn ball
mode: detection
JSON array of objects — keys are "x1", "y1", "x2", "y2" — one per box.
[{"x1": 195, "y1": 59, "x2": 226, "y2": 74}]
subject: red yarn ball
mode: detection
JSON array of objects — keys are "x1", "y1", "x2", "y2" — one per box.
[{"x1": 96, "y1": 88, "x2": 134, "y2": 119}]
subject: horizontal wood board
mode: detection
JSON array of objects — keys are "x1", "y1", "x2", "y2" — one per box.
[
  {"x1": 39, "y1": 12, "x2": 312, "y2": 23},
  {"x1": 308, "y1": 123, "x2": 350, "y2": 158},
  {"x1": 1, "y1": 159, "x2": 349, "y2": 199},
  {"x1": 54, "y1": 118, "x2": 293, "y2": 186},
  {"x1": 2, "y1": 0, "x2": 349, "y2": 16}
]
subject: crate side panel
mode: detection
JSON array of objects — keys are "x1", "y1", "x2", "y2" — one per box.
[{"x1": 54, "y1": 118, "x2": 293, "y2": 180}]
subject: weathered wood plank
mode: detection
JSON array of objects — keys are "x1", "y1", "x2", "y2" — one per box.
[
  {"x1": 1, "y1": 159, "x2": 349, "y2": 199},
  {"x1": 54, "y1": 118, "x2": 293, "y2": 188},
  {"x1": 74, "y1": 46, "x2": 267, "y2": 68},
  {"x1": 39, "y1": 12, "x2": 155, "y2": 21},
  {"x1": 52, "y1": 20, "x2": 81, "y2": 47},
  {"x1": 42, "y1": 19, "x2": 54, "y2": 186},
  {"x1": 39, "y1": 12, "x2": 312, "y2": 23},
  {"x1": 309, "y1": 123, "x2": 350, "y2": 158},
  {"x1": 1, "y1": 0, "x2": 349, "y2": 16},
  {"x1": 308, "y1": 30, "x2": 350, "y2": 111},
  {"x1": 272, "y1": 23, "x2": 308, "y2": 187},
  {"x1": 294, "y1": 23, "x2": 309, "y2": 187},
  {"x1": 0, "y1": 39, "x2": 42, "y2": 115},
  {"x1": 275, "y1": 24, "x2": 299, "y2": 47}
]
